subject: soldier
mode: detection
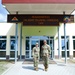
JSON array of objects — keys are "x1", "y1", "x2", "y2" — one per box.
[
  {"x1": 32, "y1": 43, "x2": 40, "y2": 71},
  {"x1": 41, "y1": 40, "x2": 51, "y2": 71}
]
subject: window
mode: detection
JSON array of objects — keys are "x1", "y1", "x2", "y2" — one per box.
[
  {"x1": 50, "y1": 40, "x2": 54, "y2": 50},
  {"x1": 73, "y1": 36, "x2": 75, "y2": 50},
  {"x1": 10, "y1": 36, "x2": 18, "y2": 58},
  {"x1": 50, "y1": 37, "x2": 54, "y2": 39},
  {"x1": 61, "y1": 36, "x2": 69, "y2": 50},
  {"x1": 10, "y1": 36, "x2": 16, "y2": 50},
  {"x1": 25, "y1": 37, "x2": 30, "y2": 58},
  {"x1": 26, "y1": 51, "x2": 29, "y2": 58},
  {"x1": 72, "y1": 36, "x2": 75, "y2": 57},
  {"x1": 73, "y1": 51, "x2": 75, "y2": 57},
  {"x1": 26, "y1": 36, "x2": 30, "y2": 39},
  {"x1": 73, "y1": 40, "x2": 75, "y2": 49},
  {"x1": 0, "y1": 36, "x2": 7, "y2": 50},
  {"x1": 61, "y1": 36, "x2": 69, "y2": 58},
  {"x1": 62, "y1": 51, "x2": 69, "y2": 57},
  {"x1": 0, "y1": 51, "x2": 6, "y2": 57},
  {"x1": 26, "y1": 40, "x2": 30, "y2": 50},
  {"x1": 72, "y1": 36, "x2": 75, "y2": 39},
  {"x1": 0, "y1": 36, "x2": 7, "y2": 58}
]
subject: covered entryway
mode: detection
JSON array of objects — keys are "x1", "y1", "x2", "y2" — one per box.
[
  {"x1": 2, "y1": 0, "x2": 75, "y2": 64},
  {"x1": 25, "y1": 36, "x2": 54, "y2": 59}
]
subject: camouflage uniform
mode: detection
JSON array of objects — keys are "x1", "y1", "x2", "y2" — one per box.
[
  {"x1": 42, "y1": 44, "x2": 51, "y2": 71},
  {"x1": 32, "y1": 46, "x2": 40, "y2": 70}
]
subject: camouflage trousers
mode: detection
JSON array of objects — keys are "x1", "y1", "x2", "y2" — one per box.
[
  {"x1": 42, "y1": 56, "x2": 49, "y2": 68},
  {"x1": 33, "y1": 55, "x2": 39, "y2": 68}
]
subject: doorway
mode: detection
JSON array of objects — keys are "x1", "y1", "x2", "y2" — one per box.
[
  {"x1": 40, "y1": 40, "x2": 43, "y2": 59},
  {"x1": 30, "y1": 39, "x2": 39, "y2": 59},
  {"x1": 25, "y1": 36, "x2": 54, "y2": 59}
]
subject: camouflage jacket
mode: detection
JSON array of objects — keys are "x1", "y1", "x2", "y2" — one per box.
[
  {"x1": 42, "y1": 44, "x2": 51, "y2": 56},
  {"x1": 32, "y1": 47, "x2": 40, "y2": 57}
]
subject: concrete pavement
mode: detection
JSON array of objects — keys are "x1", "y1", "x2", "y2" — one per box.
[{"x1": 1, "y1": 60, "x2": 75, "y2": 75}]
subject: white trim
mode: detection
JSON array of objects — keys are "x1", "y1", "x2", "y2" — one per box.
[
  {"x1": 0, "y1": 50, "x2": 6, "y2": 51},
  {"x1": 0, "y1": 58, "x2": 6, "y2": 60}
]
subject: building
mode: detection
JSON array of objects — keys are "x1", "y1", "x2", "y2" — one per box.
[{"x1": 1, "y1": 0, "x2": 75, "y2": 60}]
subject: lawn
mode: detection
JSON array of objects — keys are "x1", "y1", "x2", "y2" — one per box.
[{"x1": 0, "y1": 61, "x2": 14, "y2": 75}]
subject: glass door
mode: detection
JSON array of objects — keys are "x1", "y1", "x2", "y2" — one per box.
[
  {"x1": 25, "y1": 36, "x2": 54, "y2": 59},
  {"x1": 49, "y1": 39, "x2": 54, "y2": 59},
  {"x1": 30, "y1": 39, "x2": 39, "y2": 59}
]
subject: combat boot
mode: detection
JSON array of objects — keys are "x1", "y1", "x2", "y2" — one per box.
[
  {"x1": 35, "y1": 67, "x2": 38, "y2": 71},
  {"x1": 34, "y1": 67, "x2": 36, "y2": 70},
  {"x1": 34, "y1": 67, "x2": 38, "y2": 71},
  {"x1": 44, "y1": 67, "x2": 48, "y2": 71},
  {"x1": 45, "y1": 68, "x2": 48, "y2": 71}
]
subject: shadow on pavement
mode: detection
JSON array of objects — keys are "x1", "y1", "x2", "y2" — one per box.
[
  {"x1": 22, "y1": 66, "x2": 43, "y2": 71},
  {"x1": 57, "y1": 63, "x2": 66, "y2": 66},
  {"x1": 22, "y1": 59, "x2": 56, "y2": 64},
  {"x1": 22, "y1": 66, "x2": 34, "y2": 70}
]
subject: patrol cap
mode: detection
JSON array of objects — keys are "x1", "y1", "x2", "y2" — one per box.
[
  {"x1": 36, "y1": 43, "x2": 38, "y2": 45},
  {"x1": 43, "y1": 40, "x2": 47, "y2": 43}
]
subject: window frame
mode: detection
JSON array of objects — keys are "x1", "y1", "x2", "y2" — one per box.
[
  {"x1": 10, "y1": 36, "x2": 18, "y2": 51},
  {"x1": 0, "y1": 36, "x2": 7, "y2": 51},
  {"x1": 61, "y1": 51, "x2": 69, "y2": 57},
  {"x1": 61, "y1": 36, "x2": 69, "y2": 51},
  {"x1": 0, "y1": 36, "x2": 7, "y2": 58},
  {"x1": 72, "y1": 36, "x2": 75, "y2": 51}
]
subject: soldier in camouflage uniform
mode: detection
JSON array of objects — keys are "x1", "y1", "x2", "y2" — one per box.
[
  {"x1": 41, "y1": 40, "x2": 51, "y2": 71},
  {"x1": 32, "y1": 43, "x2": 40, "y2": 71}
]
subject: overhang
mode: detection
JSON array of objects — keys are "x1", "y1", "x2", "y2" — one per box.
[{"x1": 2, "y1": 0, "x2": 75, "y2": 14}]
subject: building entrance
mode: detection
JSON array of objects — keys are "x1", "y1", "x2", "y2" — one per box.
[{"x1": 25, "y1": 36, "x2": 54, "y2": 59}]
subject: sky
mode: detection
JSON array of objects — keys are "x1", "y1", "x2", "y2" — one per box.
[{"x1": 0, "y1": 0, "x2": 9, "y2": 22}]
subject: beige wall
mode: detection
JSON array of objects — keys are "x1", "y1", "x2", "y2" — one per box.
[
  {"x1": 22, "y1": 26, "x2": 57, "y2": 36},
  {"x1": 22, "y1": 26, "x2": 58, "y2": 56},
  {"x1": 0, "y1": 23, "x2": 75, "y2": 59}
]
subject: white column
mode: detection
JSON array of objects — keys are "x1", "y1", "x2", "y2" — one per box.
[
  {"x1": 58, "y1": 26, "x2": 61, "y2": 59},
  {"x1": 54, "y1": 26, "x2": 61, "y2": 59},
  {"x1": 20, "y1": 24, "x2": 22, "y2": 59},
  {"x1": 18, "y1": 35, "x2": 20, "y2": 57},
  {"x1": 69, "y1": 36, "x2": 73, "y2": 59},
  {"x1": 54, "y1": 38, "x2": 58, "y2": 59},
  {"x1": 22, "y1": 35, "x2": 25, "y2": 58},
  {"x1": 18, "y1": 24, "x2": 21, "y2": 59},
  {"x1": 59, "y1": 26, "x2": 62, "y2": 58},
  {"x1": 6, "y1": 36, "x2": 10, "y2": 59},
  {"x1": 15, "y1": 23, "x2": 18, "y2": 63}
]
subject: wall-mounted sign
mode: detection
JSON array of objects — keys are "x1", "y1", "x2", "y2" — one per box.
[{"x1": 7, "y1": 14, "x2": 74, "y2": 26}]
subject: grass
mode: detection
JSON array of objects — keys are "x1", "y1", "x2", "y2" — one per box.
[
  {"x1": 68, "y1": 59, "x2": 75, "y2": 63},
  {"x1": 0, "y1": 61, "x2": 14, "y2": 75}
]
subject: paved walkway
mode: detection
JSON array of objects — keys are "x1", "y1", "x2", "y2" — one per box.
[{"x1": 1, "y1": 59, "x2": 75, "y2": 75}]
